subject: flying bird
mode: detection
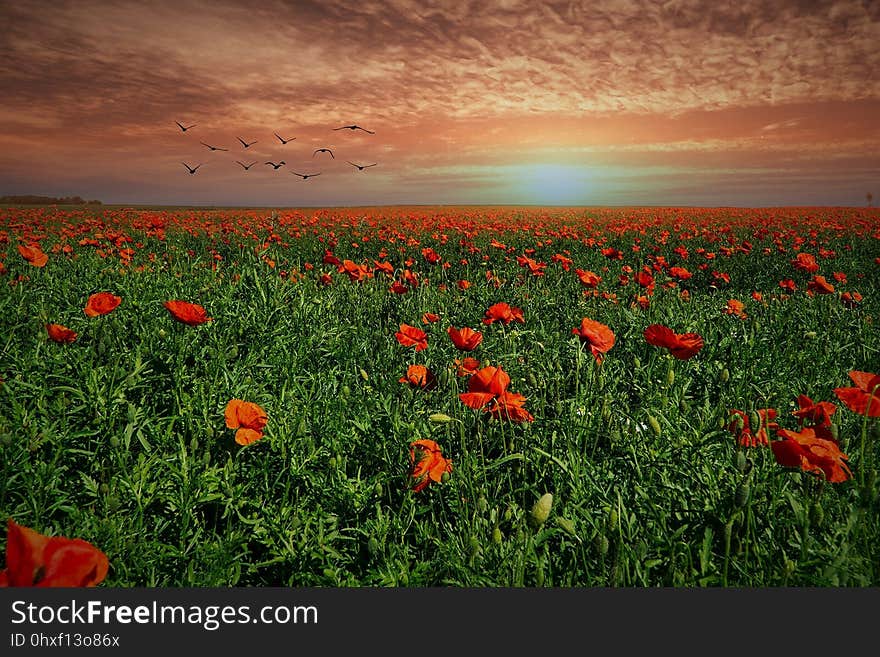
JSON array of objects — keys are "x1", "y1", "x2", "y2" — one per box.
[
  {"x1": 200, "y1": 141, "x2": 229, "y2": 151},
  {"x1": 313, "y1": 148, "x2": 334, "y2": 159},
  {"x1": 236, "y1": 161, "x2": 257, "y2": 170},
  {"x1": 265, "y1": 161, "x2": 286, "y2": 169},
  {"x1": 237, "y1": 137, "x2": 258, "y2": 148},
  {"x1": 291, "y1": 171, "x2": 321, "y2": 180},
  {"x1": 176, "y1": 121, "x2": 196, "y2": 132},
  {"x1": 181, "y1": 162, "x2": 203, "y2": 174},
  {"x1": 274, "y1": 132, "x2": 295, "y2": 144},
  {"x1": 347, "y1": 161, "x2": 377, "y2": 171},
  {"x1": 334, "y1": 125, "x2": 375, "y2": 134}
]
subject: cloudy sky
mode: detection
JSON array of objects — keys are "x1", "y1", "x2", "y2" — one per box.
[{"x1": 1, "y1": 0, "x2": 878, "y2": 207}]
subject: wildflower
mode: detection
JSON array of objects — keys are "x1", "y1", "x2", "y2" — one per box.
[
  {"x1": 571, "y1": 317, "x2": 615, "y2": 364},
  {"x1": 459, "y1": 365, "x2": 533, "y2": 423},
  {"x1": 447, "y1": 326, "x2": 483, "y2": 351},
  {"x1": 399, "y1": 364, "x2": 436, "y2": 389},
  {"x1": 791, "y1": 252, "x2": 819, "y2": 273},
  {"x1": 806, "y1": 275, "x2": 835, "y2": 295},
  {"x1": 792, "y1": 395, "x2": 836, "y2": 428},
  {"x1": 163, "y1": 300, "x2": 212, "y2": 326},
  {"x1": 841, "y1": 291, "x2": 862, "y2": 308},
  {"x1": 778, "y1": 279, "x2": 797, "y2": 293},
  {"x1": 422, "y1": 312, "x2": 440, "y2": 324},
  {"x1": 224, "y1": 399, "x2": 268, "y2": 445},
  {"x1": 643, "y1": 324, "x2": 704, "y2": 360},
  {"x1": 724, "y1": 299, "x2": 747, "y2": 319},
  {"x1": 409, "y1": 439, "x2": 452, "y2": 492},
  {"x1": 17, "y1": 244, "x2": 48, "y2": 267},
  {"x1": 395, "y1": 324, "x2": 428, "y2": 351},
  {"x1": 454, "y1": 357, "x2": 481, "y2": 377},
  {"x1": 834, "y1": 370, "x2": 880, "y2": 417},
  {"x1": 84, "y1": 292, "x2": 121, "y2": 317},
  {"x1": 771, "y1": 427, "x2": 851, "y2": 483},
  {"x1": 576, "y1": 269, "x2": 601, "y2": 288},
  {"x1": 482, "y1": 302, "x2": 524, "y2": 325},
  {"x1": 46, "y1": 323, "x2": 77, "y2": 344},
  {"x1": 0, "y1": 519, "x2": 109, "y2": 587}
]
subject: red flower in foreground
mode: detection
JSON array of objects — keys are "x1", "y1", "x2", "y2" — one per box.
[
  {"x1": 791, "y1": 252, "x2": 819, "y2": 273},
  {"x1": 643, "y1": 324, "x2": 704, "y2": 360},
  {"x1": 459, "y1": 365, "x2": 533, "y2": 423},
  {"x1": 482, "y1": 302, "x2": 524, "y2": 325},
  {"x1": 84, "y1": 292, "x2": 121, "y2": 317},
  {"x1": 164, "y1": 300, "x2": 213, "y2": 326},
  {"x1": 395, "y1": 324, "x2": 428, "y2": 351},
  {"x1": 571, "y1": 317, "x2": 615, "y2": 363},
  {"x1": 46, "y1": 323, "x2": 77, "y2": 344},
  {"x1": 224, "y1": 399, "x2": 268, "y2": 445},
  {"x1": 771, "y1": 427, "x2": 851, "y2": 483},
  {"x1": 727, "y1": 408, "x2": 778, "y2": 447},
  {"x1": 399, "y1": 364, "x2": 436, "y2": 389},
  {"x1": 0, "y1": 519, "x2": 109, "y2": 587},
  {"x1": 17, "y1": 244, "x2": 48, "y2": 268},
  {"x1": 833, "y1": 370, "x2": 880, "y2": 417},
  {"x1": 409, "y1": 439, "x2": 452, "y2": 492},
  {"x1": 454, "y1": 357, "x2": 481, "y2": 377},
  {"x1": 792, "y1": 395, "x2": 836, "y2": 428},
  {"x1": 447, "y1": 326, "x2": 483, "y2": 351}
]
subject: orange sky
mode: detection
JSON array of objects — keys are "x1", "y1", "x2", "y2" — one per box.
[{"x1": 0, "y1": 0, "x2": 878, "y2": 206}]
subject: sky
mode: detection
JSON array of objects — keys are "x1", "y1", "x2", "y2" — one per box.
[{"x1": 0, "y1": 0, "x2": 878, "y2": 208}]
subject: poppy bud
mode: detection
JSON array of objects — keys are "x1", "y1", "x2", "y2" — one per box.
[
  {"x1": 535, "y1": 563, "x2": 546, "y2": 587},
  {"x1": 429, "y1": 413, "x2": 453, "y2": 424},
  {"x1": 367, "y1": 536, "x2": 380, "y2": 558},
  {"x1": 829, "y1": 422, "x2": 839, "y2": 443},
  {"x1": 648, "y1": 414, "x2": 662, "y2": 437},
  {"x1": 438, "y1": 367, "x2": 450, "y2": 388},
  {"x1": 601, "y1": 399, "x2": 612, "y2": 422},
  {"x1": 809, "y1": 501, "x2": 824, "y2": 528},
  {"x1": 804, "y1": 331, "x2": 817, "y2": 340},
  {"x1": 297, "y1": 418, "x2": 307, "y2": 436},
  {"x1": 100, "y1": 483, "x2": 110, "y2": 496},
  {"x1": 492, "y1": 527, "x2": 503, "y2": 544},
  {"x1": 477, "y1": 495, "x2": 489, "y2": 513},
  {"x1": 441, "y1": 471, "x2": 451, "y2": 483},
  {"x1": 373, "y1": 482, "x2": 383, "y2": 497},
  {"x1": 633, "y1": 356, "x2": 641, "y2": 370},
  {"x1": 735, "y1": 450, "x2": 747, "y2": 473},
  {"x1": 783, "y1": 557, "x2": 796, "y2": 576},
  {"x1": 359, "y1": 368, "x2": 369, "y2": 381},
  {"x1": 529, "y1": 493, "x2": 553, "y2": 529},
  {"x1": 158, "y1": 328, "x2": 167, "y2": 339},
  {"x1": 527, "y1": 371, "x2": 538, "y2": 388},
  {"x1": 735, "y1": 481, "x2": 750, "y2": 507},
  {"x1": 328, "y1": 456, "x2": 337, "y2": 468},
  {"x1": 719, "y1": 367, "x2": 730, "y2": 383},
  {"x1": 557, "y1": 517, "x2": 578, "y2": 539},
  {"x1": 665, "y1": 363, "x2": 675, "y2": 387},
  {"x1": 109, "y1": 435, "x2": 120, "y2": 448},
  {"x1": 503, "y1": 506, "x2": 514, "y2": 522},
  {"x1": 749, "y1": 411, "x2": 761, "y2": 434},
  {"x1": 593, "y1": 533, "x2": 609, "y2": 556},
  {"x1": 342, "y1": 385, "x2": 350, "y2": 396},
  {"x1": 468, "y1": 536, "x2": 481, "y2": 559},
  {"x1": 608, "y1": 508, "x2": 619, "y2": 532}
]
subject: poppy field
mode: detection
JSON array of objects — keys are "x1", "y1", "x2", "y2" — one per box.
[{"x1": 1, "y1": 204, "x2": 878, "y2": 587}]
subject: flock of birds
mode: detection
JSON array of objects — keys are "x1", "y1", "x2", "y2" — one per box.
[{"x1": 176, "y1": 121, "x2": 378, "y2": 180}]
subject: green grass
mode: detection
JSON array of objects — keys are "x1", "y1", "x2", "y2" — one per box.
[{"x1": 0, "y1": 205, "x2": 878, "y2": 586}]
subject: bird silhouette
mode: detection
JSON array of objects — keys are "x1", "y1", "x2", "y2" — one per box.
[
  {"x1": 313, "y1": 148, "x2": 335, "y2": 159},
  {"x1": 274, "y1": 132, "x2": 295, "y2": 144},
  {"x1": 181, "y1": 162, "x2": 203, "y2": 174},
  {"x1": 237, "y1": 137, "x2": 258, "y2": 148},
  {"x1": 334, "y1": 125, "x2": 374, "y2": 134},
  {"x1": 265, "y1": 161, "x2": 286, "y2": 169},
  {"x1": 291, "y1": 171, "x2": 321, "y2": 180},
  {"x1": 176, "y1": 121, "x2": 196, "y2": 132},
  {"x1": 236, "y1": 161, "x2": 257, "y2": 170},
  {"x1": 347, "y1": 161, "x2": 377, "y2": 171},
  {"x1": 200, "y1": 141, "x2": 229, "y2": 152}
]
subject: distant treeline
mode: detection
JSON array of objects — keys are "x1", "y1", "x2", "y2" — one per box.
[{"x1": 0, "y1": 195, "x2": 102, "y2": 205}]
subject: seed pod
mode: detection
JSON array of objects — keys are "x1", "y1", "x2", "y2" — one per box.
[
  {"x1": 633, "y1": 356, "x2": 641, "y2": 370},
  {"x1": 735, "y1": 450, "x2": 747, "y2": 473},
  {"x1": 527, "y1": 371, "x2": 538, "y2": 388},
  {"x1": 556, "y1": 517, "x2": 578, "y2": 539},
  {"x1": 719, "y1": 367, "x2": 730, "y2": 383},
  {"x1": 429, "y1": 413, "x2": 453, "y2": 424},
  {"x1": 608, "y1": 508, "x2": 619, "y2": 532},
  {"x1": 492, "y1": 527, "x2": 503, "y2": 544},
  {"x1": 438, "y1": 367, "x2": 450, "y2": 388},
  {"x1": 468, "y1": 536, "x2": 481, "y2": 559},
  {"x1": 749, "y1": 411, "x2": 761, "y2": 434},
  {"x1": 593, "y1": 533, "x2": 610, "y2": 556},
  {"x1": 829, "y1": 422, "x2": 839, "y2": 443},
  {"x1": 190, "y1": 437, "x2": 199, "y2": 452},
  {"x1": 359, "y1": 368, "x2": 369, "y2": 381},
  {"x1": 529, "y1": 493, "x2": 553, "y2": 529},
  {"x1": 665, "y1": 363, "x2": 675, "y2": 387},
  {"x1": 367, "y1": 536, "x2": 380, "y2": 558},
  {"x1": 477, "y1": 495, "x2": 489, "y2": 514},
  {"x1": 648, "y1": 414, "x2": 662, "y2": 438},
  {"x1": 441, "y1": 471, "x2": 451, "y2": 483},
  {"x1": 109, "y1": 435, "x2": 120, "y2": 449},
  {"x1": 342, "y1": 385, "x2": 351, "y2": 397}
]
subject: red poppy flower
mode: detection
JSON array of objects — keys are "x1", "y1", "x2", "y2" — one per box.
[
  {"x1": 779, "y1": 279, "x2": 797, "y2": 293},
  {"x1": 455, "y1": 357, "x2": 481, "y2": 377},
  {"x1": 833, "y1": 370, "x2": 880, "y2": 417},
  {"x1": 771, "y1": 427, "x2": 851, "y2": 483},
  {"x1": 447, "y1": 326, "x2": 483, "y2": 351},
  {"x1": 727, "y1": 408, "x2": 778, "y2": 447},
  {"x1": 724, "y1": 299, "x2": 747, "y2": 319},
  {"x1": 571, "y1": 317, "x2": 615, "y2": 363},
  {"x1": 163, "y1": 300, "x2": 212, "y2": 326},
  {"x1": 319, "y1": 272, "x2": 333, "y2": 286},
  {"x1": 482, "y1": 302, "x2": 524, "y2": 325},
  {"x1": 225, "y1": 399, "x2": 268, "y2": 445},
  {"x1": 395, "y1": 324, "x2": 428, "y2": 351},
  {"x1": 806, "y1": 275, "x2": 835, "y2": 295},
  {"x1": 389, "y1": 281, "x2": 409, "y2": 294},
  {"x1": 84, "y1": 292, "x2": 121, "y2": 317},
  {"x1": 46, "y1": 323, "x2": 77, "y2": 344},
  {"x1": 409, "y1": 439, "x2": 453, "y2": 492},
  {"x1": 841, "y1": 291, "x2": 862, "y2": 308},
  {"x1": 575, "y1": 269, "x2": 602, "y2": 288},
  {"x1": 422, "y1": 312, "x2": 440, "y2": 324},
  {"x1": 0, "y1": 519, "x2": 109, "y2": 587},
  {"x1": 17, "y1": 244, "x2": 48, "y2": 268},
  {"x1": 643, "y1": 324, "x2": 704, "y2": 360},
  {"x1": 791, "y1": 252, "x2": 819, "y2": 273},
  {"x1": 399, "y1": 364, "x2": 436, "y2": 389},
  {"x1": 487, "y1": 391, "x2": 535, "y2": 423},
  {"x1": 459, "y1": 365, "x2": 511, "y2": 409},
  {"x1": 669, "y1": 266, "x2": 692, "y2": 280},
  {"x1": 792, "y1": 395, "x2": 836, "y2": 428}
]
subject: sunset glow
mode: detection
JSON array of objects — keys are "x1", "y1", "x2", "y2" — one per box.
[{"x1": 1, "y1": 0, "x2": 878, "y2": 206}]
